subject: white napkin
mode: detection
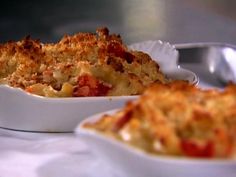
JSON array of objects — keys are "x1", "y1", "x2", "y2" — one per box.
[{"x1": 0, "y1": 130, "x2": 118, "y2": 177}]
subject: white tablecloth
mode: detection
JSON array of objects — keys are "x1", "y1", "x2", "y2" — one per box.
[{"x1": 0, "y1": 129, "x2": 118, "y2": 177}]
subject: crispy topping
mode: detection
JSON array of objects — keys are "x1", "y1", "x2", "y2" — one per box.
[
  {"x1": 0, "y1": 27, "x2": 167, "y2": 97},
  {"x1": 84, "y1": 81, "x2": 236, "y2": 158}
]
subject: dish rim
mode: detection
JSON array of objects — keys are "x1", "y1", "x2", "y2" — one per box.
[
  {"x1": 0, "y1": 69, "x2": 198, "y2": 101},
  {"x1": 0, "y1": 84, "x2": 138, "y2": 101}
]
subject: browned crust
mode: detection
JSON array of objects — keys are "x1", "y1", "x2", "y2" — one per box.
[
  {"x1": 0, "y1": 27, "x2": 167, "y2": 97},
  {"x1": 85, "y1": 81, "x2": 236, "y2": 158}
]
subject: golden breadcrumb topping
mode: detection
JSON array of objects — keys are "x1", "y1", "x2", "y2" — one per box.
[
  {"x1": 0, "y1": 27, "x2": 167, "y2": 97},
  {"x1": 84, "y1": 81, "x2": 236, "y2": 159}
]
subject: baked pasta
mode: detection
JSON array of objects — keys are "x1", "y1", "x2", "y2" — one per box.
[
  {"x1": 0, "y1": 27, "x2": 168, "y2": 97},
  {"x1": 84, "y1": 81, "x2": 236, "y2": 159}
]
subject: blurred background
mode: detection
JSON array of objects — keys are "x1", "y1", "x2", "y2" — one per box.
[{"x1": 1, "y1": 0, "x2": 236, "y2": 45}]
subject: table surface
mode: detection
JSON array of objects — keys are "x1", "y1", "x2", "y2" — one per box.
[
  {"x1": 1, "y1": 0, "x2": 236, "y2": 45},
  {"x1": 0, "y1": 131, "x2": 117, "y2": 177}
]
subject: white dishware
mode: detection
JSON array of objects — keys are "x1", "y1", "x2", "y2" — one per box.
[
  {"x1": 0, "y1": 85, "x2": 136, "y2": 132},
  {"x1": 0, "y1": 40, "x2": 197, "y2": 132},
  {"x1": 129, "y1": 40, "x2": 198, "y2": 84},
  {"x1": 76, "y1": 109, "x2": 236, "y2": 177}
]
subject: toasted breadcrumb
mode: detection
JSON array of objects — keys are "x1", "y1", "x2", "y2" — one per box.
[
  {"x1": 0, "y1": 27, "x2": 167, "y2": 97},
  {"x1": 84, "y1": 81, "x2": 236, "y2": 159}
]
